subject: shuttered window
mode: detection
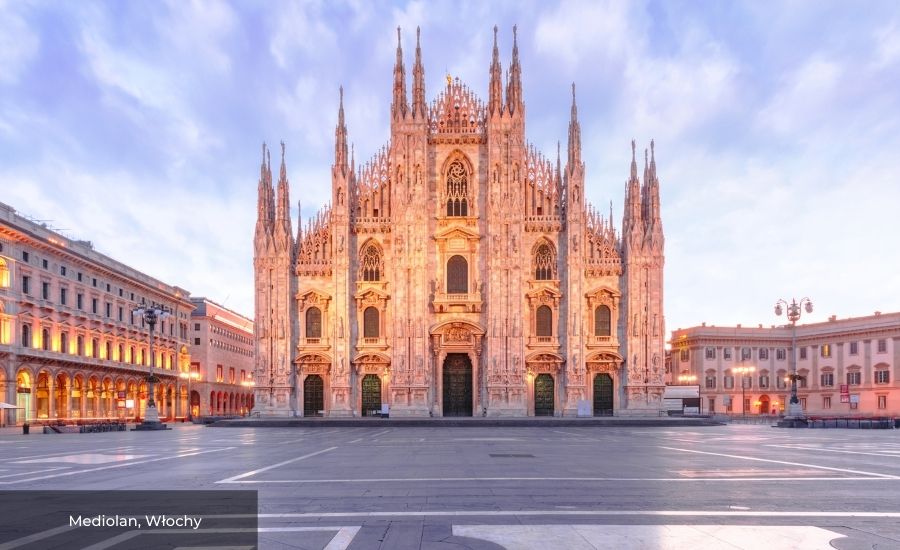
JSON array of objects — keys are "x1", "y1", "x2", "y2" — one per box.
[
  {"x1": 363, "y1": 307, "x2": 379, "y2": 338},
  {"x1": 594, "y1": 305, "x2": 611, "y2": 336},
  {"x1": 447, "y1": 255, "x2": 468, "y2": 294},
  {"x1": 305, "y1": 307, "x2": 322, "y2": 338},
  {"x1": 536, "y1": 305, "x2": 552, "y2": 337}
]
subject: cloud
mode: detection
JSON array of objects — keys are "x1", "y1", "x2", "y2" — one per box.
[
  {"x1": 756, "y1": 56, "x2": 842, "y2": 136},
  {"x1": 268, "y1": 1, "x2": 337, "y2": 69},
  {"x1": 0, "y1": 1, "x2": 40, "y2": 84}
]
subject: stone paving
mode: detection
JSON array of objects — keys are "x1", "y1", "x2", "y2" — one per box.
[{"x1": 1, "y1": 423, "x2": 900, "y2": 549}]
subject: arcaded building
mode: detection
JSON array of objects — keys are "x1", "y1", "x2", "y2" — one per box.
[
  {"x1": 0, "y1": 201, "x2": 194, "y2": 425},
  {"x1": 252, "y1": 28, "x2": 666, "y2": 417},
  {"x1": 188, "y1": 297, "x2": 255, "y2": 417},
  {"x1": 669, "y1": 312, "x2": 900, "y2": 416}
]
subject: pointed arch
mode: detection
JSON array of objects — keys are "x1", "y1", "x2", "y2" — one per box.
[
  {"x1": 441, "y1": 152, "x2": 474, "y2": 218},
  {"x1": 532, "y1": 239, "x2": 556, "y2": 280},
  {"x1": 359, "y1": 239, "x2": 383, "y2": 282}
]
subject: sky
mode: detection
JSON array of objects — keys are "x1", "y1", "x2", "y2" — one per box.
[{"x1": 2, "y1": 0, "x2": 899, "y2": 337}]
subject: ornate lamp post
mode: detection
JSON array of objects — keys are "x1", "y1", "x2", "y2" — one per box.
[
  {"x1": 132, "y1": 303, "x2": 171, "y2": 430},
  {"x1": 734, "y1": 365, "x2": 755, "y2": 417},
  {"x1": 775, "y1": 297, "x2": 813, "y2": 423}
]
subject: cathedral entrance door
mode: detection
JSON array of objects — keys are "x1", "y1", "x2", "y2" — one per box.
[
  {"x1": 534, "y1": 374, "x2": 555, "y2": 416},
  {"x1": 442, "y1": 353, "x2": 473, "y2": 417},
  {"x1": 593, "y1": 373, "x2": 614, "y2": 416},
  {"x1": 361, "y1": 374, "x2": 381, "y2": 417},
  {"x1": 303, "y1": 375, "x2": 324, "y2": 417}
]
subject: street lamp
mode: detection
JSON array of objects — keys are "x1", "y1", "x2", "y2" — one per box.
[
  {"x1": 132, "y1": 303, "x2": 171, "y2": 430},
  {"x1": 180, "y1": 371, "x2": 200, "y2": 421},
  {"x1": 775, "y1": 297, "x2": 813, "y2": 422},
  {"x1": 733, "y1": 365, "x2": 755, "y2": 417}
]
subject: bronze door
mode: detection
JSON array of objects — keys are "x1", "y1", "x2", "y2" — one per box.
[
  {"x1": 593, "y1": 373, "x2": 614, "y2": 416},
  {"x1": 534, "y1": 374, "x2": 555, "y2": 416},
  {"x1": 442, "y1": 353, "x2": 473, "y2": 417},
  {"x1": 361, "y1": 374, "x2": 382, "y2": 417},
  {"x1": 304, "y1": 375, "x2": 324, "y2": 417}
]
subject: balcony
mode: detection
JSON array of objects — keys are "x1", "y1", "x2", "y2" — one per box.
[
  {"x1": 527, "y1": 335, "x2": 560, "y2": 349},
  {"x1": 432, "y1": 290, "x2": 483, "y2": 314},
  {"x1": 587, "y1": 335, "x2": 617, "y2": 348},
  {"x1": 356, "y1": 336, "x2": 388, "y2": 352}
]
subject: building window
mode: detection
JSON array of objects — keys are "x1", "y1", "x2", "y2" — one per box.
[
  {"x1": 878, "y1": 395, "x2": 887, "y2": 410},
  {"x1": 821, "y1": 344, "x2": 831, "y2": 358},
  {"x1": 875, "y1": 370, "x2": 890, "y2": 384},
  {"x1": 799, "y1": 347, "x2": 807, "y2": 360},
  {"x1": 117, "y1": 344, "x2": 123, "y2": 362},
  {"x1": 229, "y1": 367, "x2": 235, "y2": 384},
  {"x1": 91, "y1": 338, "x2": 98, "y2": 358},
  {"x1": 823, "y1": 396, "x2": 831, "y2": 409},
  {"x1": 363, "y1": 307, "x2": 380, "y2": 338},
  {"x1": 759, "y1": 375, "x2": 769, "y2": 388},
  {"x1": 445, "y1": 160, "x2": 468, "y2": 217},
  {"x1": 105, "y1": 303, "x2": 111, "y2": 318},
  {"x1": 877, "y1": 339, "x2": 887, "y2": 353},
  {"x1": 21, "y1": 324, "x2": 31, "y2": 347},
  {"x1": 105, "y1": 341, "x2": 111, "y2": 360},
  {"x1": 594, "y1": 306, "x2": 611, "y2": 337},
  {"x1": 820, "y1": 373, "x2": 834, "y2": 387},
  {"x1": 42, "y1": 258, "x2": 48, "y2": 269},
  {"x1": 91, "y1": 298, "x2": 98, "y2": 314},
  {"x1": 105, "y1": 283, "x2": 110, "y2": 292},
  {"x1": 60, "y1": 265, "x2": 67, "y2": 276},
  {"x1": 533, "y1": 243, "x2": 555, "y2": 280},
  {"x1": 535, "y1": 305, "x2": 552, "y2": 337},
  {"x1": 60, "y1": 332, "x2": 68, "y2": 353},
  {"x1": 724, "y1": 375, "x2": 734, "y2": 389},
  {"x1": 130, "y1": 346, "x2": 135, "y2": 364},
  {"x1": 679, "y1": 349, "x2": 689, "y2": 362},
  {"x1": 723, "y1": 348, "x2": 732, "y2": 360},
  {"x1": 60, "y1": 287, "x2": 67, "y2": 305},
  {"x1": 305, "y1": 307, "x2": 322, "y2": 338},
  {"x1": 194, "y1": 323, "x2": 200, "y2": 331},
  {"x1": 77, "y1": 272, "x2": 82, "y2": 282},
  {"x1": 798, "y1": 376, "x2": 807, "y2": 389},
  {"x1": 847, "y1": 371, "x2": 861, "y2": 386},
  {"x1": 759, "y1": 348, "x2": 769, "y2": 360},
  {"x1": 741, "y1": 347, "x2": 751, "y2": 360},
  {"x1": 446, "y1": 255, "x2": 468, "y2": 294},
  {"x1": 849, "y1": 341, "x2": 858, "y2": 355},
  {"x1": 776, "y1": 348, "x2": 786, "y2": 360},
  {"x1": 705, "y1": 347, "x2": 716, "y2": 360},
  {"x1": 216, "y1": 365, "x2": 223, "y2": 382},
  {"x1": 21, "y1": 275, "x2": 30, "y2": 294},
  {"x1": 41, "y1": 281, "x2": 50, "y2": 300},
  {"x1": 77, "y1": 293, "x2": 83, "y2": 310},
  {"x1": 360, "y1": 243, "x2": 382, "y2": 282},
  {"x1": 41, "y1": 328, "x2": 50, "y2": 350},
  {"x1": 22, "y1": 250, "x2": 29, "y2": 262},
  {"x1": 705, "y1": 375, "x2": 716, "y2": 389},
  {"x1": 118, "y1": 306, "x2": 123, "y2": 322},
  {"x1": 776, "y1": 374, "x2": 787, "y2": 389}
]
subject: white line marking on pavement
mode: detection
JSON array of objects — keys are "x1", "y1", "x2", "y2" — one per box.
[
  {"x1": 368, "y1": 429, "x2": 393, "y2": 439},
  {"x1": 0, "y1": 447, "x2": 234, "y2": 485},
  {"x1": 4, "y1": 446, "x2": 135, "y2": 461},
  {"x1": 77, "y1": 526, "x2": 361, "y2": 550},
  {"x1": 0, "y1": 467, "x2": 70, "y2": 479},
  {"x1": 0, "y1": 524, "x2": 76, "y2": 550},
  {"x1": 660, "y1": 446, "x2": 900, "y2": 479},
  {"x1": 257, "y1": 509, "x2": 900, "y2": 518},
  {"x1": 216, "y1": 447, "x2": 338, "y2": 483},
  {"x1": 220, "y1": 475, "x2": 890, "y2": 484},
  {"x1": 765, "y1": 443, "x2": 900, "y2": 460}
]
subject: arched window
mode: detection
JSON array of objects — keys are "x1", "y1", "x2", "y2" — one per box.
[
  {"x1": 363, "y1": 307, "x2": 379, "y2": 338},
  {"x1": 22, "y1": 324, "x2": 31, "y2": 347},
  {"x1": 60, "y1": 332, "x2": 68, "y2": 354},
  {"x1": 41, "y1": 328, "x2": 50, "y2": 350},
  {"x1": 92, "y1": 338, "x2": 99, "y2": 358},
  {"x1": 594, "y1": 305, "x2": 611, "y2": 336},
  {"x1": 536, "y1": 306, "x2": 552, "y2": 337},
  {"x1": 118, "y1": 344, "x2": 124, "y2": 362},
  {"x1": 77, "y1": 335, "x2": 85, "y2": 355},
  {"x1": 534, "y1": 243, "x2": 554, "y2": 280},
  {"x1": 445, "y1": 160, "x2": 468, "y2": 217},
  {"x1": 360, "y1": 244, "x2": 382, "y2": 281},
  {"x1": 105, "y1": 341, "x2": 111, "y2": 360},
  {"x1": 305, "y1": 307, "x2": 322, "y2": 338},
  {"x1": 446, "y1": 255, "x2": 468, "y2": 294},
  {"x1": 130, "y1": 346, "x2": 135, "y2": 363}
]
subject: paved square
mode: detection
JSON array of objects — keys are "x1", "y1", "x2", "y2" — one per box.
[{"x1": 2, "y1": 423, "x2": 899, "y2": 549}]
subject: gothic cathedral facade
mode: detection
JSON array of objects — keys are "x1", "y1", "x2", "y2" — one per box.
[{"x1": 252, "y1": 28, "x2": 665, "y2": 417}]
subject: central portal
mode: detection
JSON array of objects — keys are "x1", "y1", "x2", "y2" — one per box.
[{"x1": 442, "y1": 353, "x2": 473, "y2": 417}]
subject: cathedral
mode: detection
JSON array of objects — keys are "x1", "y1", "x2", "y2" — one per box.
[{"x1": 252, "y1": 27, "x2": 665, "y2": 418}]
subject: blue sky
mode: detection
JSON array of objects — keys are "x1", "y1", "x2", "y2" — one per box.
[{"x1": 2, "y1": 0, "x2": 899, "y2": 336}]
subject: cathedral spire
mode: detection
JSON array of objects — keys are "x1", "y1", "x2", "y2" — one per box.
[
  {"x1": 334, "y1": 86, "x2": 349, "y2": 171},
  {"x1": 489, "y1": 25, "x2": 503, "y2": 115},
  {"x1": 623, "y1": 139, "x2": 643, "y2": 238},
  {"x1": 255, "y1": 142, "x2": 274, "y2": 239},
  {"x1": 275, "y1": 141, "x2": 292, "y2": 243},
  {"x1": 641, "y1": 146, "x2": 650, "y2": 221},
  {"x1": 506, "y1": 25, "x2": 523, "y2": 114},
  {"x1": 647, "y1": 139, "x2": 663, "y2": 230},
  {"x1": 567, "y1": 82, "x2": 581, "y2": 167},
  {"x1": 412, "y1": 26, "x2": 426, "y2": 118},
  {"x1": 296, "y1": 199, "x2": 303, "y2": 243},
  {"x1": 391, "y1": 27, "x2": 408, "y2": 120}
]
